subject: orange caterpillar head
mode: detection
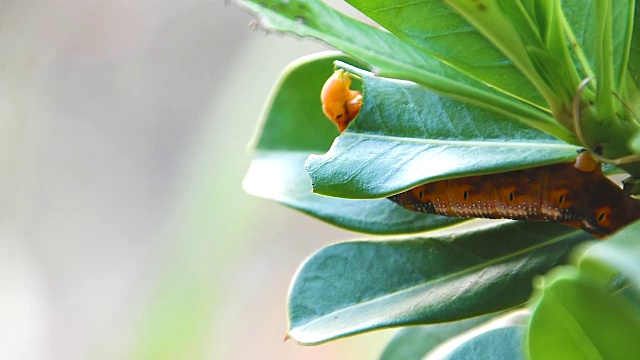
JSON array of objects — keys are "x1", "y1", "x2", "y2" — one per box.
[{"x1": 320, "y1": 69, "x2": 363, "y2": 132}]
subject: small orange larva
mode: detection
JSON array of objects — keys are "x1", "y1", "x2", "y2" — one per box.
[{"x1": 320, "y1": 69, "x2": 363, "y2": 132}]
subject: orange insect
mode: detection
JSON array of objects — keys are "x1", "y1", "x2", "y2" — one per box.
[
  {"x1": 321, "y1": 69, "x2": 363, "y2": 132},
  {"x1": 389, "y1": 152, "x2": 640, "y2": 237}
]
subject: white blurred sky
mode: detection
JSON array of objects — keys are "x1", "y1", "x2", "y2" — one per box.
[{"x1": 0, "y1": 1, "x2": 393, "y2": 359}]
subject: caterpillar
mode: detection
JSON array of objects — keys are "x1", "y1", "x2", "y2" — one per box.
[
  {"x1": 318, "y1": 70, "x2": 640, "y2": 237},
  {"x1": 388, "y1": 152, "x2": 640, "y2": 237}
]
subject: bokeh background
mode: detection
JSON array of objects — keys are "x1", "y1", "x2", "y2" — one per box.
[{"x1": 1, "y1": 1, "x2": 395, "y2": 358}]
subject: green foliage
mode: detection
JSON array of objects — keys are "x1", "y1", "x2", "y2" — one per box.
[
  {"x1": 382, "y1": 311, "x2": 529, "y2": 360},
  {"x1": 528, "y1": 267, "x2": 640, "y2": 359},
  {"x1": 528, "y1": 222, "x2": 640, "y2": 358},
  {"x1": 287, "y1": 222, "x2": 592, "y2": 344},
  {"x1": 444, "y1": 327, "x2": 525, "y2": 359},
  {"x1": 529, "y1": 223, "x2": 640, "y2": 359},
  {"x1": 307, "y1": 62, "x2": 578, "y2": 199},
  {"x1": 379, "y1": 314, "x2": 497, "y2": 360},
  {"x1": 346, "y1": 0, "x2": 547, "y2": 108},
  {"x1": 236, "y1": 0, "x2": 575, "y2": 142},
  {"x1": 236, "y1": 0, "x2": 640, "y2": 357},
  {"x1": 243, "y1": 52, "x2": 464, "y2": 234}
]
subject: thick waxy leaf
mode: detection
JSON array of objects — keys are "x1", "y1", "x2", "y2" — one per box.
[
  {"x1": 306, "y1": 63, "x2": 579, "y2": 198},
  {"x1": 608, "y1": 1, "x2": 634, "y2": 93},
  {"x1": 562, "y1": 1, "x2": 640, "y2": 173},
  {"x1": 287, "y1": 222, "x2": 593, "y2": 344},
  {"x1": 593, "y1": 0, "x2": 635, "y2": 119},
  {"x1": 345, "y1": 0, "x2": 546, "y2": 110},
  {"x1": 577, "y1": 220, "x2": 640, "y2": 296},
  {"x1": 536, "y1": 1, "x2": 583, "y2": 105},
  {"x1": 562, "y1": 0, "x2": 597, "y2": 80},
  {"x1": 440, "y1": 0, "x2": 563, "y2": 105},
  {"x1": 528, "y1": 222, "x2": 640, "y2": 359},
  {"x1": 379, "y1": 314, "x2": 496, "y2": 360},
  {"x1": 243, "y1": 52, "x2": 464, "y2": 234},
  {"x1": 628, "y1": 2, "x2": 640, "y2": 89},
  {"x1": 563, "y1": 0, "x2": 637, "y2": 110},
  {"x1": 426, "y1": 0, "x2": 584, "y2": 112},
  {"x1": 439, "y1": 328, "x2": 525, "y2": 360},
  {"x1": 234, "y1": 0, "x2": 574, "y2": 142},
  {"x1": 244, "y1": 153, "x2": 464, "y2": 234},
  {"x1": 427, "y1": 311, "x2": 528, "y2": 360},
  {"x1": 528, "y1": 265, "x2": 640, "y2": 359}
]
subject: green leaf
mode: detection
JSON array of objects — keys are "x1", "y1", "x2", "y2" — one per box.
[
  {"x1": 344, "y1": 0, "x2": 547, "y2": 110},
  {"x1": 577, "y1": 220, "x2": 640, "y2": 295},
  {"x1": 287, "y1": 221, "x2": 593, "y2": 344},
  {"x1": 244, "y1": 152, "x2": 464, "y2": 234},
  {"x1": 440, "y1": 0, "x2": 558, "y2": 105},
  {"x1": 431, "y1": 311, "x2": 528, "y2": 360},
  {"x1": 439, "y1": 0, "x2": 583, "y2": 114},
  {"x1": 622, "y1": 176, "x2": 640, "y2": 196},
  {"x1": 243, "y1": 52, "x2": 464, "y2": 234},
  {"x1": 306, "y1": 63, "x2": 579, "y2": 199},
  {"x1": 593, "y1": 0, "x2": 613, "y2": 118},
  {"x1": 628, "y1": 1, "x2": 640, "y2": 89},
  {"x1": 537, "y1": 1, "x2": 582, "y2": 105},
  {"x1": 610, "y1": 1, "x2": 635, "y2": 93},
  {"x1": 594, "y1": 0, "x2": 635, "y2": 119},
  {"x1": 441, "y1": 327, "x2": 525, "y2": 360},
  {"x1": 234, "y1": 0, "x2": 574, "y2": 142},
  {"x1": 379, "y1": 314, "x2": 496, "y2": 360},
  {"x1": 561, "y1": 0, "x2": 597, "y2": 81},
  {"x1": 527, "y1": 265, "x2": 640, "y2": 360},
  {"x1": 528, "y1": 222, "x2": 640, "y2": 359}
]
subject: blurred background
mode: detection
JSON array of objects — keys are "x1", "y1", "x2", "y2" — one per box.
[{"x1": 1, "y1": 0, "x2": 394, "y2": 358}]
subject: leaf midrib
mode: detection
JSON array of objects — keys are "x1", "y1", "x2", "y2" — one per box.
[
  {"x1": 293, "y1": 229, "x2": 582, "y2": 328},
  {"x1": 340, "y1": 131, "x2": 579, "y2": 150}
]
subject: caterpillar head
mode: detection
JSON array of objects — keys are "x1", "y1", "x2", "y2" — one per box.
[
  {"x1": 321, "y1": 69, "x2": 363, "y2": 132},
  {"x1": 580, "y1": 182, "x2": 640, "y2": 237}
]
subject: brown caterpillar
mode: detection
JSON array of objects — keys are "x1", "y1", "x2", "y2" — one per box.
[{"x1": 388, "y1": 153, "x2": 640, "y2": 237}]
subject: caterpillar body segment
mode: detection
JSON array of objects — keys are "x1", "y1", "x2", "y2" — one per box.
[{"x1": 389, "y1": 154, "x2": 640, "y2": 237}]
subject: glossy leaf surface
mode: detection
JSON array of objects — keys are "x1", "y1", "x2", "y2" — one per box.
[
  {"x1": 306, "y1": 63, "x2": 579, "y2": 198},
  {"x1": 608, "y1": 1, "x2": 634, "y2": 93},
  {"x1": 234, "y1": 0, "x2": 574, "y2": 142},
  {"x1": 528, "y1": 221, "x2": 640, "y2": 359},
  {"x1": 430, "y1": 311, "x2": 528, "y2": 360},
  {"x1": 562, "y1": 0, "x2": 597, "y2": 80},
  {"x1": 243, "y1": 52, "x2": 464, "y2": 234},
  {"x1": 528, "y1": 266, "x2": 640, "y2": 359},
  {"x1": 442, "y1": 0, "x2": 570, "y2": 106},
  {"x1": 379, "y1": 314, "x2": 495, "y2": 360},
  {"x1": 287, "y1": 222, "x2": 593, "y2": 344},
  {"x1": 592, "y1": 0, "x2": 634, "y2": 119},
  {"x1": 578, "y1": 220, "x2": 640, "y2": 290},
  {"x1": 628, "y1": 3, "x2": 640, "y2": 89},
  {"x1": 345, "y1": 0, "x2": 546, "y2": 110},
  {"x1": 439, "y1": 327, "x2": 525, "y2": 360}
]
